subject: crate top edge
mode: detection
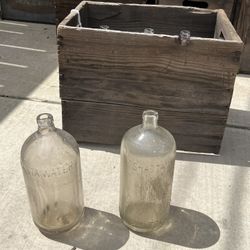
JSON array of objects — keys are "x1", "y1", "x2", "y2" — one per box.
[
  {"x1": 58, "y1": 0, "x2": 219, "y2": 29},
  {"x1": 74, "y1": 1, "x2": 219, "y2": 12},
  {"x1": 57, "y1": 1, "x2": 242, "y2": 46},
  {"x1": 57, "y1": 25, "x2": 242, "y2": 47},
  {"x1": 60, "y1": 1, "x2": 219, "y2": 19}
]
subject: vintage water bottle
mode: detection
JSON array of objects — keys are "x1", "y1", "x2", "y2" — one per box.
[
  {"x1": 119, "y1": 110, "x2": 176, "y2": 232},
  {"x1": 21, "y1": 113, "x2": 84, "y2": 233}
]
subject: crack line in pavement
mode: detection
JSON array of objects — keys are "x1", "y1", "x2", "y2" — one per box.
[
  {"x1": 0, "y1": 94, "x2": 60, "y2": 105},
  {"x1": 226, "y1": 123, "x2": 250, "y2": 131}
]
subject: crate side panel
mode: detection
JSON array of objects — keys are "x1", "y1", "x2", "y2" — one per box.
[
  {"x1": 58, "y1": 28, "x2": 241, "y2": 112},
  {"x1": 62, "y1": 100, "x2": 224, "y2": 153},
  {"x1": 55, "y1": 0, "x2": 146, "y2": 24},
  {"x1": 158, "y1": 0, "x2": 235, "y2": 19}
]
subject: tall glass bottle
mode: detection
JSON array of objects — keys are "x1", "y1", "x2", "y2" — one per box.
[
  {"x1": 119, "y1": 110, "x2": 176, "y2": 233},
  {"x1": 21, "y1": 113, "x2": 84, "y2": 234}
]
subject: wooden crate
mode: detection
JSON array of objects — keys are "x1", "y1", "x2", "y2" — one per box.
[
  {"x1": 157, "y1": 0, "x2": 235, "y2": 19},
  {"x1": 58, "y1": 1, "x2": 243, "y2": 153},
  {"x1": 0, "y1": 0, "x2": 55, "y2": 24},
  {"x1": 55, "y1": 0, "x2": 146, "y2": 24},
  {"x1": 233, "y1": 0, "x2": 250, "y2": 73}
]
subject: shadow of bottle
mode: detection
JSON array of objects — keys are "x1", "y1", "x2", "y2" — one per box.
[
  {"x1": 136, "y1": 205, "x2": 220, "y2": 249},
  {"x1": 42, "y1": 207, "x2": 130, "y2": 250}
]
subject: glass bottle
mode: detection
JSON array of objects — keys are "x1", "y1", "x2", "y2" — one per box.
[
  {"x1": 144, "y1": 28, "x2": 154, "y2": 34},
  {"x1": 119, "y1": 110, "x2": 176, "y2": 233},
  {"x1": 100, "y1": 25, "x2": 109, "y2": 30},
  {"x1": 20, "y1": 113, "x2": 84, "y2": 234}
]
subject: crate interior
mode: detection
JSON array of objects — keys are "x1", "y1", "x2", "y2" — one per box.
[{"x1": 66, "y1": 2, "x2": 219, "y2": 38}]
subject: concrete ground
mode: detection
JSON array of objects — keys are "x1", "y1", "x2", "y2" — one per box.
[{"x1": 0, "y1": 20, "x2": 249, "y2": 250}]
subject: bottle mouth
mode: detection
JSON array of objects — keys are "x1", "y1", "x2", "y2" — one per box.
[
  {"x1": 144, "y1": 28, "x2": 154, "y2": 34},
  {"x1": 143, "y1": 110, "x2": 158, "y2": 119},
  {"x1": 142, "y1": 110, "x2": 158, "y2": 128},
  {"x1": 37, "y1": 113, "x2": 54, "y2": 129}
]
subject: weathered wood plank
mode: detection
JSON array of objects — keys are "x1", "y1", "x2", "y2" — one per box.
[
  {"x1": 233, "y1": 0, "x2": 249, "y2": 42},
  {"x1": 58, "y1": 20, "x2": 241, "y2": 109},
  {"x1": 233, "y1": 0, "x2": 250, "y2": 73},
  {"x1": 157, "y1": 0, "x2": 235, "y2": 19},
  {"x1": 62, "y1": 100, "x2": 225, "y2": 153},
  {"x1": 214, "y1": 9, "x2": 242, "y2": 41},
  {"x1": 86, "y1": 3, "x2": 217, "y2": 36},
  {"x1": 55, "y1": 0, "x2": 146, "y2": 24}
]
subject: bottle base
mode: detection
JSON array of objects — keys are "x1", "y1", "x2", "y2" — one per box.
[
  {"x1": 121, "y1": 218, "x2": 164, "y2": 233},
  {"x1": 36, "y1": 207, "x2": 84, "y2": 235},
  {"x1": 119, "y1": 202, "x2": 169, "y2": 233}
]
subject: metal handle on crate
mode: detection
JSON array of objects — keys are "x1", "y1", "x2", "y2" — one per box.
[{"x1": 70, "y1": 9, "x2": 82, "y2": 27}]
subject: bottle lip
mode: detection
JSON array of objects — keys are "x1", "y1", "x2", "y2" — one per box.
[
  {"x1": 144, "y1": 28, "x2": 154, "y2": 34},
  {"x1": 142, "y1": 110, "x2": 158, "y2": 128},
  {"x1": 142, "y1": 110, "x2": 159, "y2": 120},
  {"x1": 37, "y1": 113, "x2": 54, "y2": 129}
]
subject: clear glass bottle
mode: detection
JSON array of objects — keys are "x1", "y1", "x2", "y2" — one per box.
[
  {"x1": 20, "y1": 113, "x2": 84, "y2": 234},
  {"x1": 119, "y1": 110, "x2": 176, "y2": 233},
  {"x1": 144, "y1": 28, "x2": 154, "y2": 34}
]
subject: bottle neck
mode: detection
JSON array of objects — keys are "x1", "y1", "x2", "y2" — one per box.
[
  {"x1": 142, "y1": 110, "x2": 158, "y2": 129},
  {"x1": 37, "y1": 113, "x2": 55, "y2": 133}
]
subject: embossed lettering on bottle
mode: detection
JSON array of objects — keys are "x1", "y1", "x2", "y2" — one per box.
[
  {"x1": 120, "y1": 110, "x2": 176, "y2": 233},
  {"x1": 22, "y1": 162, "x2": 73, "y2": 178}
]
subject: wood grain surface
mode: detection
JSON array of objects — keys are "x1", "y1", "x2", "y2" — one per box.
[
  {"x1": 85, "y1": 3, "x2": 216, "y2": 36},
  {"x1": 233, "y1": 0, "x2": 250, "y2": 73},
  {"x1": 58, "y1": 2, "x2": 243, "y2": 153},
  {"x1": 1, "y1": 0, "x2": 55, "y2": 23},
  {"x1": 55, "y1": 0, "x2": 146, "y2": 24},
  {"x1": 157, "y1": 0, "x2": 235, "y2": 19},
  {"x1": 62, "y1": 99, "x2": 224, "y2": 153}
]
